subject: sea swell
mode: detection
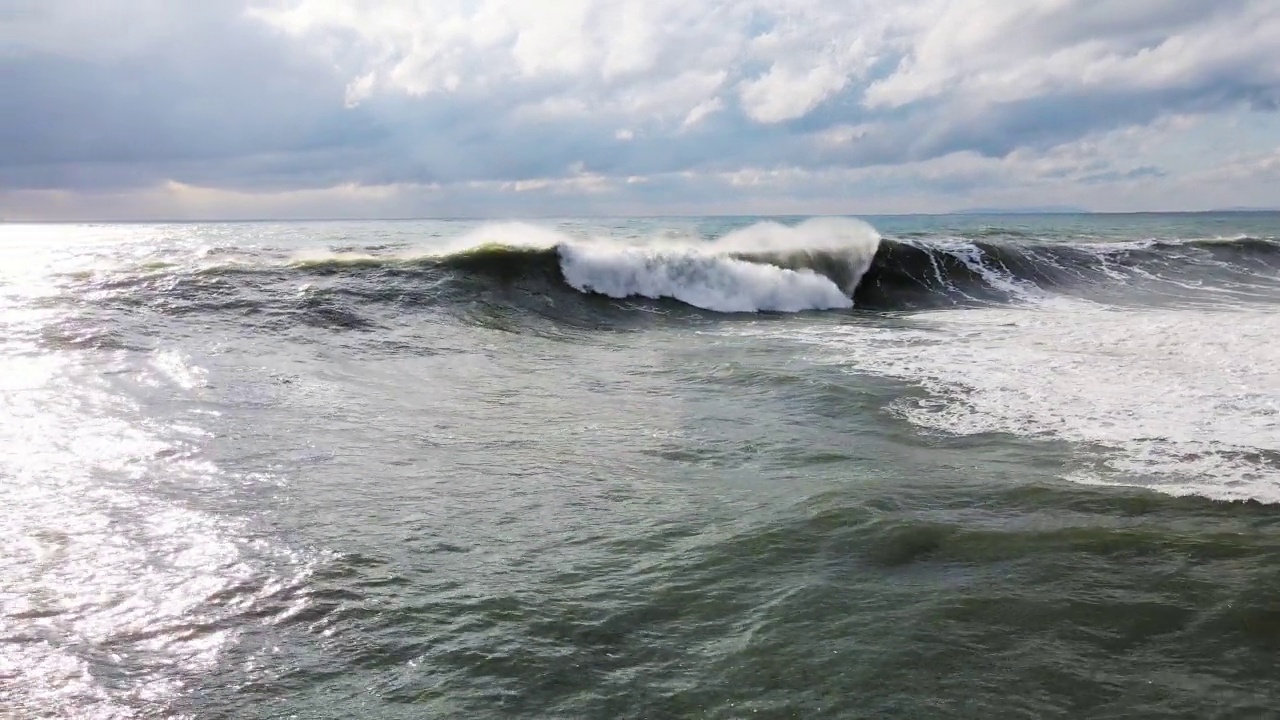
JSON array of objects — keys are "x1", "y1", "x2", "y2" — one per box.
[{"x1": 49, "y1": 220, "x2": 1280, "y2": 330}]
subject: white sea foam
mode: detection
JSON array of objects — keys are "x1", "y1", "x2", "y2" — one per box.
[
  {"x1": 558, "y1": 243, "x2": 853, "y2": 313},
  {"x1": 452, "y1": 218, "x2": 882, "y2": 313},
  {"x1": 559, "y1": 218, "x2": 879, "y2": 313},
  {"x1": 922, "y1": 237, "x2": 1044, "y2": 301},
  {"x1": 748, "y1": 299, "x2": 1280, "y2": 503},
  {"x1": 710, "y1": 216, "x2": 882, "y2": 257}
]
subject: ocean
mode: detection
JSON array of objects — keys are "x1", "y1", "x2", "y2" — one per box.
[{"x1": 2, "y1": 213, "x2": 1278, "y2": 718}]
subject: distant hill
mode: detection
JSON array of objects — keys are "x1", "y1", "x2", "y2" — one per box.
[
  {"x1": 952, "y1": 205, "x2": 1090, "y2": 215},
  {"x1": 1206, "y1": 206, "x2": 1280, "y2": 212}
]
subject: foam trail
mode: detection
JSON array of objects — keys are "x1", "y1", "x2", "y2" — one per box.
[
  {"x1": 760, "y1": 301, "x2": 1280, "y2": 504},
  {"x1": 930, "y1": 238, "x2": 1042, "y2": 300}
]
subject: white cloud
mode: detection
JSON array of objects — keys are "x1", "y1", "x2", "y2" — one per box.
[
  {"x1": 864, "y1": 0, "x2": 1280, "y2": 109},
  {"x1": 816, "y1": 123, "x2": 877, "y2": 147},
  {"x1": 1, "y1": 0, "x2": 1279, "y2": 216},
  {"x1": 739, "y1": 63, "x2": 849, "y2": 124},
  {"x1": 1197, "y1": 147, "x2": 1280, "y2": 184},
  {"x1": 681, "y1": 97, "x2": 724, "y2": 130},
  {"x1": 247, "y1": 0, "x2": 893, "y2": 125},
  {"x1": 250, "y1": 0, "x2": 1280, "y2": 139}
]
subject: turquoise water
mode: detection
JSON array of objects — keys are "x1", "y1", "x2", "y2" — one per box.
[{"x1": 2, "y1": 214, "x2": 1278, "y2": 718}]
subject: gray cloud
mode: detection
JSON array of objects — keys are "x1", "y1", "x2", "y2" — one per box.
[
  {"x1": 0, "y1": 1, "x2": 372, "y2": 188},
  {"x1": 1, "y1": 0, "x2": 1278, "y2": 216}
]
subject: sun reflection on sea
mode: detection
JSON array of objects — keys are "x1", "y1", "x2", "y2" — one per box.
[{"x1": 0, "y1": 225, "x2": 308, "y2": 717}]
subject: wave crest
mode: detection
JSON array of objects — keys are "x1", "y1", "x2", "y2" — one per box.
[
  {"x1": 560, "y1": 244, "x2": 854, "y2": 313},
  {"x1": 559, "y1": 218, "x2": 880, "y2": 313}
]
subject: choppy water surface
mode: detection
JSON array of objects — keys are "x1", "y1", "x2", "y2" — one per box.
[{"x1": 2, "y1": 214, "x2": 1279, "y2": 718}]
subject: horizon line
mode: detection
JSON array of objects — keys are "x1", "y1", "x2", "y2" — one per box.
[{"x1": 4, "y1": 208, "x2": 1280, "y2": 224}]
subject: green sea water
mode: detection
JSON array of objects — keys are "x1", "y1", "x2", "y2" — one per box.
[{"x1": 2, "y1": 214, "x2": 1279, "y2": 718}]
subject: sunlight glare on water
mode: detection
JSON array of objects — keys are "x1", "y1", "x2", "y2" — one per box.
[{"x1": 0, "y1": 234, "x2": 309, "y2": 716}]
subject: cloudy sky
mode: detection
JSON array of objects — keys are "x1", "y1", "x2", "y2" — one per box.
[{"x1": 3, "y1": 0, "x2": 1279, "y2": 219}]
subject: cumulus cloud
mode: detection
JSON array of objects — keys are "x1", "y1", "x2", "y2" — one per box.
[
  {"x1": 1, "y1": 0, "x2": 1278, "y2": 217},
  {"x1": 864, "y1": 0, "x2": 1278, "y2": 108}
]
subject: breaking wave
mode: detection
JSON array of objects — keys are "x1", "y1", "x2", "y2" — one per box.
[
  {"x1": 60, "y1": 220, "x2": 1280, "y2": 325},
  {"x1": 287, "y1": 218, "x2": 882, "y2": 314},
  {"x1": 557, "y1": 218, "x2": 878, "y2": 313}
]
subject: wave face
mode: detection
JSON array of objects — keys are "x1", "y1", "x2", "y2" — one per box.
[{"x1": 853, "y1": 234, "x2": 1280, "y2": 309}]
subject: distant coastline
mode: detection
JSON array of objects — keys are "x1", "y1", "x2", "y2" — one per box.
[{"x1": 951, "y1": 206, "x2": 1280, "y2": 216}]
